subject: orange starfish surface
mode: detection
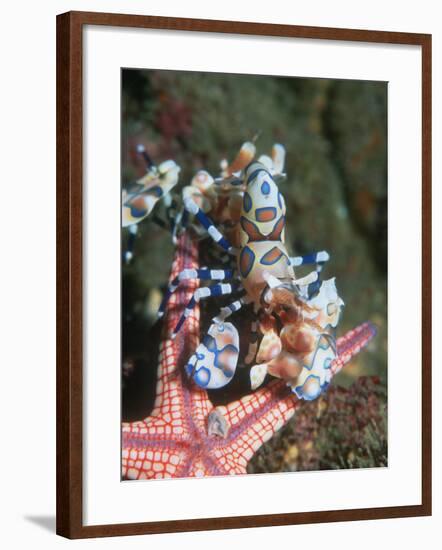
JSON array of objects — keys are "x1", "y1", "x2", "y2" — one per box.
[{"x1": 122, "y1": 233, "x2": 376, "y2": 479}]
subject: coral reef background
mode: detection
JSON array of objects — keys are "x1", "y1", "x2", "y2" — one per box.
[{"x1": 121, "y1": 69, "x2": 388, "y2": 471}]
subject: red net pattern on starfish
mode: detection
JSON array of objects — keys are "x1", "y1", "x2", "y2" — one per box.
[{"x1": 122, "y1": 233, "x2": 376, "y2": 479}]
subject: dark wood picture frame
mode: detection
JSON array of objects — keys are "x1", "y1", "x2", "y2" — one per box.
[{"x1": 57, "y1": 10, "x2": 432, "y2": 539}]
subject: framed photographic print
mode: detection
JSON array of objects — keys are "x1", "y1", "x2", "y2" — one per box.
[{"x1": 57, "y1": 11, "x2": 432, "y2": 538}]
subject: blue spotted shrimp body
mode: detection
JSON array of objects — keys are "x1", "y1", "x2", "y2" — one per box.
[
  {"x1": 238, "y1": 162, "x2": 294, "y2": 304},
  {"x1": 184, "y1": 322, "x2": 240, "y2": 389},
  {"x1": 121, "y1": 145, "x2": 180, "y2": 263},
  {"x1": 122, "y1": 159, "x2": 180, "y2": 227},
  {"x1": 159, "y1": 142, "x2": 342, "y2": 400}
]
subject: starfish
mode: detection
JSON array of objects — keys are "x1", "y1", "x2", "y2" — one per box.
[{"x1": 122, "y1": 233, "x2": 376, "y2": 479}]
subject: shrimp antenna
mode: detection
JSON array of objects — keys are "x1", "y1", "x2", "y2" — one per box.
[
  {"x1": 251, "y1": 130, "x2": 261, "y2": 143},
  {"x1": 136, "y1": 143, "x2": 155, "y2": 170}
]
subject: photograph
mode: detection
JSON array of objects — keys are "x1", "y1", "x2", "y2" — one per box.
[{"x1": 120, "y1": 68, "x2": 387, "y2": 480}]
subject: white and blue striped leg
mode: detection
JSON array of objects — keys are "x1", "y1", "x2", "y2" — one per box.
[
  {"x1": 184, "y1": 197, "x2": 235, "y2": 253},
  {"x1": 136, "y1": 143, "x2": 155, "y2": 170},
  {"x1": 289, "y1": 250, "x2": 330, "y2": 267},
  {"x1": 212, "y1": 295, "x2": 251, "y2": 324},
  {"x1": 158, "y1": 268, "x2": 236, "y2": 318},
  {"x1": 290, "y1": 250, "x2": 330, "y2": 298},
  {"x1": 172, "y1": 282, "x2": 240, "y2": 338},
  {"x1": 123, "y1": 224, "x2": 139, "y2": 264}
]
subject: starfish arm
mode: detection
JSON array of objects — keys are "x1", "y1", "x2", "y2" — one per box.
[
  {"x1": 122, "y1": 235, "x2": 202, "y2": 428},
  {"x1": 150, "y1": 233, "x2": 213, "y2": 424},
  {"x1": 122, "y1": 233, "x2": 217, "y2": 481},
  {"x1": 122, "y1": 439, "x2": 191, "y2": 480},
  {"x1": 209, "y1": 322, "x2": 377, "y2": 468},
  {"x1": 331, "y1": 322, "x2": 377, "y2": 376},
  {"x1": 122, "y1": 229, "x2": 377, "y2": 480},
  {"x1": 188, "y1": 388, "x2": 216, "y2": 434},
  {"x1": 209, "y1": 381, "x2": 297, "y2": 472}
]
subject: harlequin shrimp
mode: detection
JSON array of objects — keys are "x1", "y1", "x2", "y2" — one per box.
[
  {"x1": 172, "y1": 141, "x2": 255, "y2": 249},
  {"x1": 122, "y1": 145, "x2": 180, "y2": 263},
  {"x1": 160, "y1": 142, "x2": 342, "y2": 401}
]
